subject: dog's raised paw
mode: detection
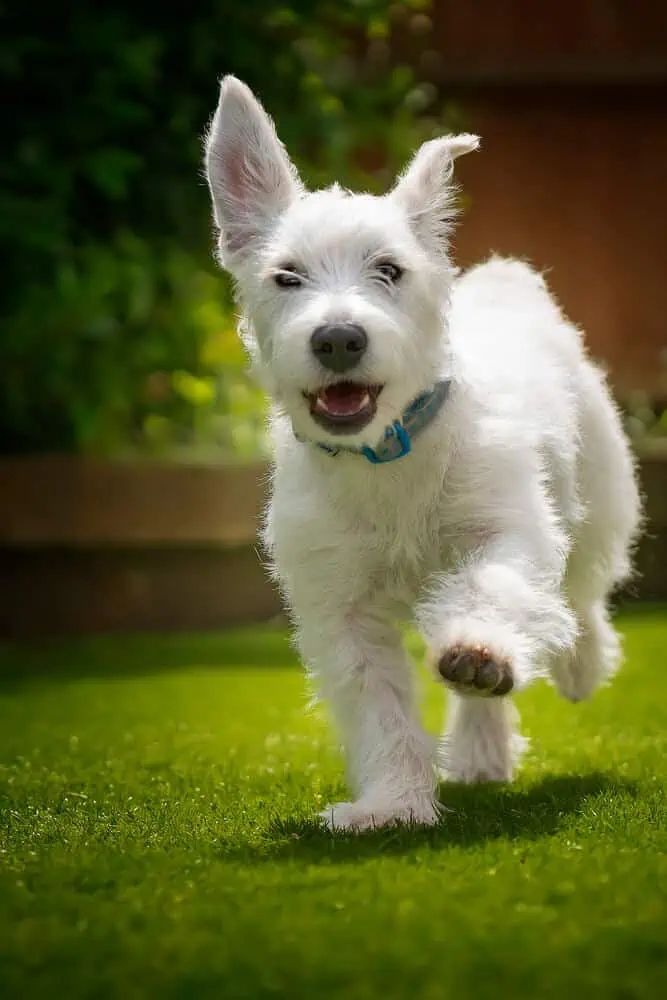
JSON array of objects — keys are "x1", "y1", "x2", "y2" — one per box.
[{"x1": 437, "y1": 643, "x2": 514, "y2": 696}]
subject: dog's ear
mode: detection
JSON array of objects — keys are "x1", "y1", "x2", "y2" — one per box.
[
  {"x1": 391, "y1": 134, "x2": 480, "y2": 257},
  {"x1": 205, "y1": 76, "x2": 303, "y2": 267}
]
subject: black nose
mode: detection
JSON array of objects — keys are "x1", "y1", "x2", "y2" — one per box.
[{"x1": 310, "y1": 323, "x2": 368, "y2": 373}]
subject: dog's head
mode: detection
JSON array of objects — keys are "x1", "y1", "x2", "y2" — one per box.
[{"x1": 205, "y1": 76, "x2": 478, "y2": 447}]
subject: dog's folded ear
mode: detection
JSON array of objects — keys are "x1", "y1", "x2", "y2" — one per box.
[
  {"x1": 205, "y1": 76, "x2": 303, "y2": 268},
  {"x1": 391, "y1": 134, "x2": 480, "y2": 258}
]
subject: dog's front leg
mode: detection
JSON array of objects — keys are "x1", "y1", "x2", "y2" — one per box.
[
  {"x1": 419, "y1": 533, "x2": 577, "y2": 783},
  {"x1": 296, "y1": 605, "x2": 438, "y2": 832}
]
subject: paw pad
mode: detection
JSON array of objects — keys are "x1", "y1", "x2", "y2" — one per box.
[{"x1": 437, "y1": 644, "x2": 513, "y2": 696}]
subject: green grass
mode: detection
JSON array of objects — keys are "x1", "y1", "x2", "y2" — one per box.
[{"x1": 1, "y1": 610, "x2": 666, "y2": 1000}]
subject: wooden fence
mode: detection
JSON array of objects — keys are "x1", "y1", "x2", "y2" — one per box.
[{"x1": 0, "y1": 449, "x2": 665, "y2": 638}]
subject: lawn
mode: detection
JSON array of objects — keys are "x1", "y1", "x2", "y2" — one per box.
[{"x1": 1, "y1": 610, "x2": 666, "y2": 1000}]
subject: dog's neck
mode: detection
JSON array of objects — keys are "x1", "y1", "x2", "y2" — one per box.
[{"x1": 293, "y1": 379, "x2": 452, "y2": 465}]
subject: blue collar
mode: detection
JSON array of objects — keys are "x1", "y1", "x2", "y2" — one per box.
[{"x1": 296, "y1": 378, "x2": 452, "y2": 464}]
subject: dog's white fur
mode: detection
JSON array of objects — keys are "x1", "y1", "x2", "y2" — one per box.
[{"x1": 205, "y1": 77, "x2": 642, "y2": 831}]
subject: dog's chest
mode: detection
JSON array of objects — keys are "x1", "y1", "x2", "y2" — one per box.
[
  {"x1": 328, "y1": 462, "x2": 463, "y2": 590},
  {"x1": 271, "y1": 446, "x2": 486, "y2": 606}
]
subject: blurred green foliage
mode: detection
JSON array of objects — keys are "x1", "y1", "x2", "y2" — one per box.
[
  {"x1": 1, "y1": 0, "x2": 461, "y2": 457},
  {"x1": 622, "y1": 389, "x2": 667, "y2": 443}
]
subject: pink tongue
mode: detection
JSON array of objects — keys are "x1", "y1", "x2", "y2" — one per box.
[{"x1": 321, "y1": 383, "x2": 366, "y2": 416}]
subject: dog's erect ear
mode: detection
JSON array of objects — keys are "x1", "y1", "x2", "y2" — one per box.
[
  {"x1": 205, "y1": 76, "x2": 302, "y2": 267},
  {"x1": 391, "y1": 134, "x2": 480, "y2": 257}
]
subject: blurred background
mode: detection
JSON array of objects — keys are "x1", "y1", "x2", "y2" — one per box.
[{"x1": 1, "y1": 0, "x2": 666, "y2": 638}]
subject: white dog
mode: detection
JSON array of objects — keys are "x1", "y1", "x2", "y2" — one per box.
[{"x1": 204, "y1": 77, "x2": 642, "y2": 831}]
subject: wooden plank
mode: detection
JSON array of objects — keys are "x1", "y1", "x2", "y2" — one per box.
[
  {"x1": 0, "y1": 457, "x2": 270, "y2": 547},
  {"x1": 0, "y1": 449, "x2": 664, "y2": 637},
  {"x1": 0, "y1": 452, "x2": 664, "y2": 550},
  {"x1": 638, "y1": 459, "x2": 667, "y2": 528},
  {"x1": 427, "y1": 0, "x2": 667, "y2": 81},
  {"x1": 0, "y1": 532, "x2": 663, "y2": 639},
  {"x1": 0, "y1": 544, "x2": 282, "y2": 639}
]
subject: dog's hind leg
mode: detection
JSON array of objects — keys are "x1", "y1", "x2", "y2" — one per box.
[
  {"x1": 549, "y1": 599, "x2": 620, "y2": 703},
  {"x1": 439, "y1": 694, "x2": 528, "y2": 783},
  {"x1": 549, "y1": 361, "x2": 641, "y2": 703},
  {"x1": 550, "y1": 530, "x2": 628, "y2": 702}
]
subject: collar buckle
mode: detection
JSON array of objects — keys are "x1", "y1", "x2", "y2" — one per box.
[{"x1": 360, "y1": 421, "x2": 411, "y2": 464}]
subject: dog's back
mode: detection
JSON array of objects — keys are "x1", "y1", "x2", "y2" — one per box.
[{"x1": 451, "y1": 256, "x2": 585, "y2": 410}]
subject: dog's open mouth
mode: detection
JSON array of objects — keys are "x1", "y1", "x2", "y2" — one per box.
[{"x1": 305, "y1": 382, "x2": 383, "y2": 435}]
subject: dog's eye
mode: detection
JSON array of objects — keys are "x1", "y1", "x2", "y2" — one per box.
[
  {"x1": 375, "y1": 260, "x2": 404, "y2": 285},
  {"x1": 273, "y1": 267, "x2": 303, "y2": 289}
]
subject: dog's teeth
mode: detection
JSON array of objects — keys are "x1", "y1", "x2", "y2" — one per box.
[{"x1": 313, "y1": 388, "x2": 371, "y2": 416}]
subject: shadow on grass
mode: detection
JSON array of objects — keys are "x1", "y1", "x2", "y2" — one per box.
[
  {"x1": 222, "y1": 772, "x2": 638, "y2": 863},
  {"x1": 0, "y1": 626, "x2": 297, "y2": 689}
]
